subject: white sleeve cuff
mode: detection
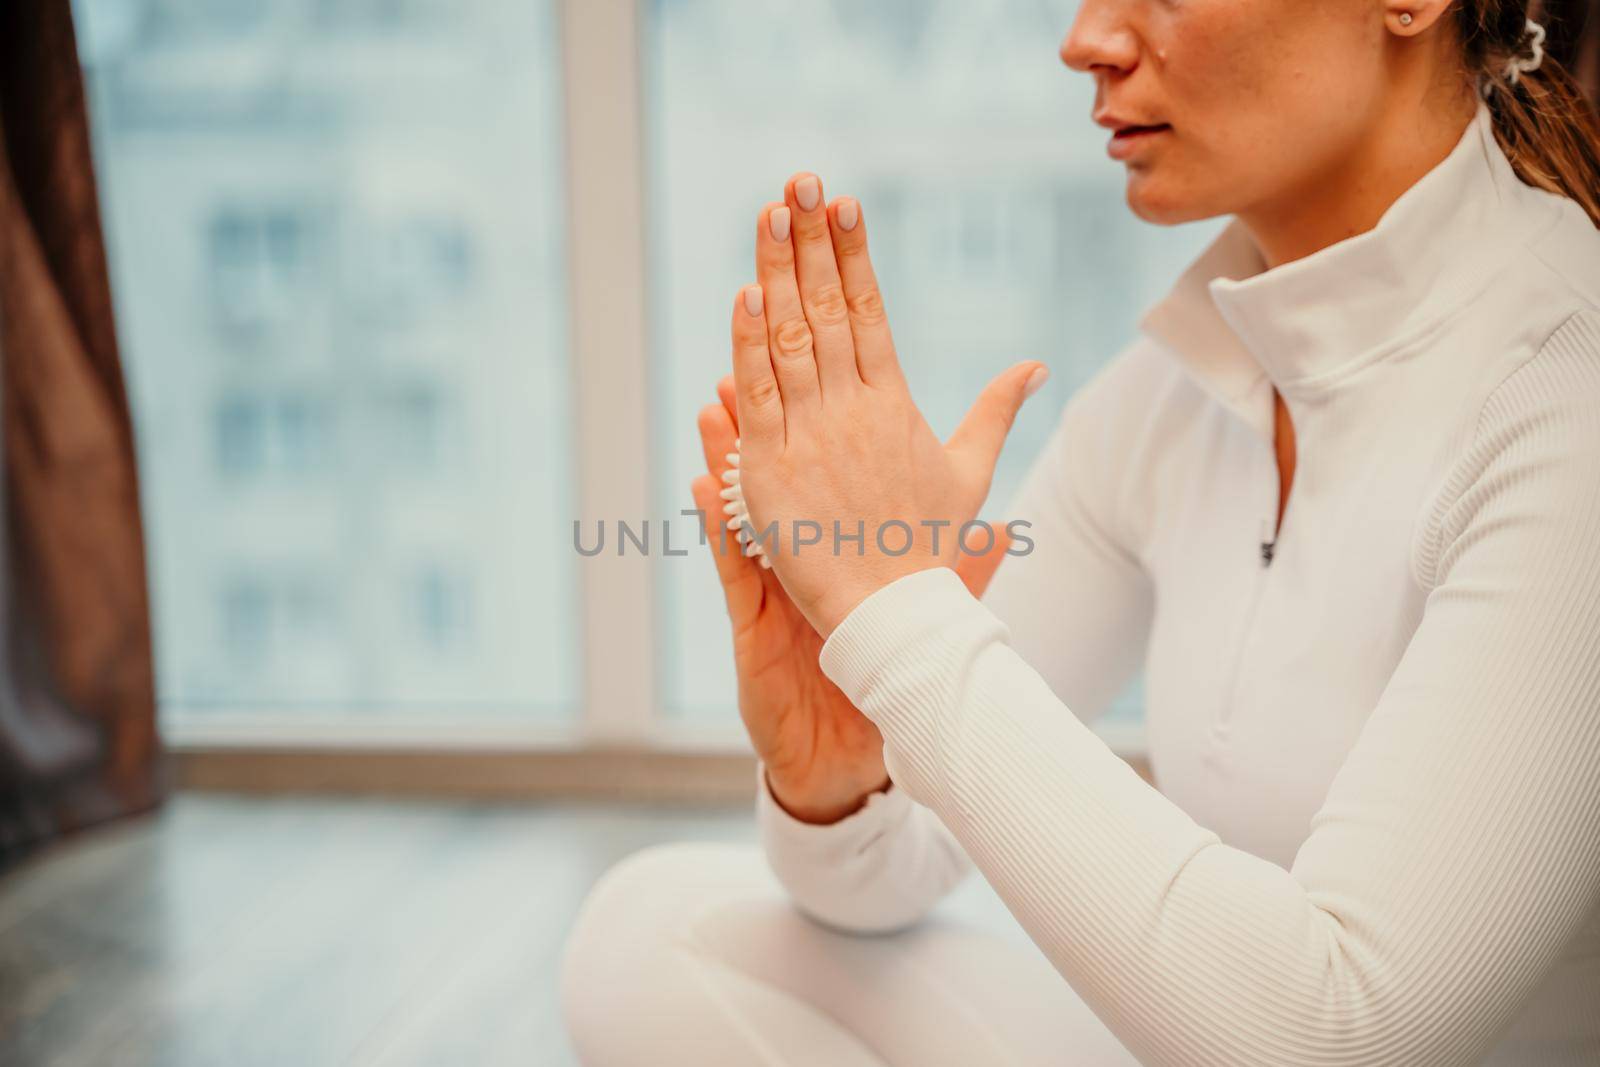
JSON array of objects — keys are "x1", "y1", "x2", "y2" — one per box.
[
  {"x1": 754, "y1": 760, "x2": 910, "y2": 850},
  {"x1": 818, "y1": 566, "x2": 990, "y2": 705},
  {"x1": 757, "y1": 760, "x2": 959, "y2": 932}
]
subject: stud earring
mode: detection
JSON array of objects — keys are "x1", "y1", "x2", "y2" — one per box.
[{"x1": 1399, "y1": 12, "x2": 1413, "y2": 26}]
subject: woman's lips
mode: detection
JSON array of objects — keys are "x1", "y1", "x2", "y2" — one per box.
[{"x1": 1106, "y1": 123, "x2": 1172, "y2": 161}]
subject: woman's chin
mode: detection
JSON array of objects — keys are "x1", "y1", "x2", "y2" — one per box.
[{"x1": 1123, "y1": 172, "x2": 1214, "y2": 227}]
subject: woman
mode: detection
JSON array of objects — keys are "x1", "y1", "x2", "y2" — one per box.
[{"x1": 563, "y1": 1, "x2": 1600, "y2": 1064}]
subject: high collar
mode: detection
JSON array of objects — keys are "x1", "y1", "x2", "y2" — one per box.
[{"x1": 1137, "y1": 103, "x2": 1556, "y2": 441}]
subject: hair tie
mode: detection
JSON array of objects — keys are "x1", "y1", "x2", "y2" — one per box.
[{"x1": 1505, "y1": 18, "x2": 1546, "y2": 86}]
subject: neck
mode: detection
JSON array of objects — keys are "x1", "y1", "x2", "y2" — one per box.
[{"x1": 1238, "y1": 83, "x2": 1478, "y2": 269}]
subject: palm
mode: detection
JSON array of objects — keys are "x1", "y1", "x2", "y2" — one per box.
[{"x1": 730, "y1": 567, "x2": 886, "y2": 796}]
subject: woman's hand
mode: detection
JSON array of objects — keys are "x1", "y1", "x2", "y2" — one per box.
[
  {"x1": 691, "y1": 379, "x2": 889, "y2": 824},
  {"x1": 691, "y1": 376, "x2": 1014, "y2": 824},
  {"x1": 730, "y1": 173, "x2": 1048, "y2": 638}
]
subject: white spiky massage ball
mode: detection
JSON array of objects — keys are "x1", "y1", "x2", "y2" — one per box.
[{"x1": 718, "y1": 438, "x2": 772, "y2": 569}]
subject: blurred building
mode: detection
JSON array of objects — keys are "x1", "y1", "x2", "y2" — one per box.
[{"x1": 72, "y1": 0, "x2": 579, "y2": 716}]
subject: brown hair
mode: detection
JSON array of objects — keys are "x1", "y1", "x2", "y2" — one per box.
[{"x1": 1456, "y1": 0, "x2": 1600, "y2": 223}]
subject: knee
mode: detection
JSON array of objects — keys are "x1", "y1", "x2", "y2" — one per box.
[{"x1": 560, "y1": 842, "x2": 764, "y2": 1060}]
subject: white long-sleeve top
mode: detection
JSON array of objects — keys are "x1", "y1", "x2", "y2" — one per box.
[{"x1": 756, "y1": 104, "x2": 1600, "y2": 1065}]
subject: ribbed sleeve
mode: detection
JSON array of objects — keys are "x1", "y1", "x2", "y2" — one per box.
[
  {"x1": 817, "y1": 314, "x2": 1600, "y2": 1066},
  {"x1": 757, "y1": 348, "x2": 1158, "y2": 934},
  {"x1": 978, "y1": 347, "x2": 1157, "y2": 722}
]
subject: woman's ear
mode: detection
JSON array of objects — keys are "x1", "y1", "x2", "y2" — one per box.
[{"x1": 1384, "y1": 0, "x2": 1452, "y2": 37}]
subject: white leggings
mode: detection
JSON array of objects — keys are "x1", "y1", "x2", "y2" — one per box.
[{"x1": 559, "y1": 842, "x2": 1140, "y2": 1066}]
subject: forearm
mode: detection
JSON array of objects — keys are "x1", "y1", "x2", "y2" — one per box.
[
  {"x1": 756, "y1": 762, "x2": 971, "y2": 934},
  {"x1": 826, "y1": 609, "x2": 1326, "y2": 1064},
  {"x1": 819, "y1": 564, "x2": 1600, "y2": 1066}
]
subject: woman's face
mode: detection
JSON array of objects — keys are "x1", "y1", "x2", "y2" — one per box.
[{"x1": 1061, "y1": 0, "x2": 1395, "y2": 225}]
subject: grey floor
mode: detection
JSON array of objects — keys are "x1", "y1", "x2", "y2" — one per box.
[{"x1": 0, "y1": 794, "x2": 752, "y2": 1067}]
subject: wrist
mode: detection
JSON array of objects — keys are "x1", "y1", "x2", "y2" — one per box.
[
  {"x1": 765, "y1": 765, "x2": 890, "y2": 825},
  {"x1": 811, "y1": 557, "x2": 942, "y2": 639}
]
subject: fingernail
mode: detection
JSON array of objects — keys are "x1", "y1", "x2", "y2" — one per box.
[
  {"x1": 742, "y1": 286, "x2": 764, "y2": 317},
  {"x1": 1024, "y1": 366, "x2": 1050, "y2": 398},
  {"x1": 795, "y1": 175, "x2": 821, "y2": 212},
  {"x1": 836, "y1": 198, "x2": 859, "y2": 232},
  {"x1": 768, "y1": 207, "x2": 791, "y2": 242}
]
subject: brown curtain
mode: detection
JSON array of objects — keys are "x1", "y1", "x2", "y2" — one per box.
[
  {"x1": 0, "y1": 1, "x2": 163, "y2": 866},
  {"x1": 1539, "y1": 1, "x2": 1600, "y2": 101}
]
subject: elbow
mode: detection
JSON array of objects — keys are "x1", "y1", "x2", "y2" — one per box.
[
  {"x1": 1247, "y1": 950, "x2": 1486, "y2": 1067},
  {"x1": 1143, "y1": 913, "x2": 1489, "y2": 1067},
  {"x1": 1182, "y1": 1002, "x2": 1485, "y2": 1067},
  {"x1": 1262, "y1": 1029, "x2": 1484, "y2": 1067}
]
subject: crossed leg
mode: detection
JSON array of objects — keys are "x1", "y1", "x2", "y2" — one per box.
[{"x1": 560, "y1": 842, "x2": 1139, "y2": 1066}]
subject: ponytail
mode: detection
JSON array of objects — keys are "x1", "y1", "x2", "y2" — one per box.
[{"x1": 1458, "y1": 0, "x2": 1600, "y2": 225}]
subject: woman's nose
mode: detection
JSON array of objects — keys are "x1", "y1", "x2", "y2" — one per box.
[{"x1": 1059, "y1": 0, "x2": 1139, "y2": 74}]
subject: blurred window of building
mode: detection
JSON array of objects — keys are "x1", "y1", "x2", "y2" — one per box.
[{"x1": 74, "y1": 0, "x2": 576, "y2": 725}]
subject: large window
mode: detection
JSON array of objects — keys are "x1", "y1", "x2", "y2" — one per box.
[
  {"x1": 71, "y1": 0, "x2": 1219, "y2": 749},
  {"x1": 73, "y1": 0, "x2": 577, "y2": 723},
  {"x1": 647, "y1": 0, "x2": 1221, "y2": 740}
]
